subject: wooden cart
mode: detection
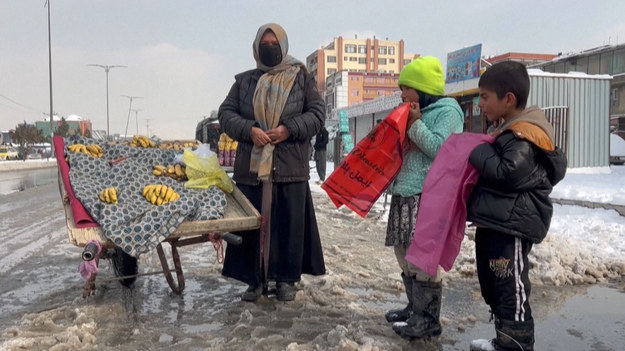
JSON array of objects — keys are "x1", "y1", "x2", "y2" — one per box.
[{"x1": 58, "y1": 171, "x2": 260, "y2": 296}]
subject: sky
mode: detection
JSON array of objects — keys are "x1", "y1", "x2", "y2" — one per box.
[{"x1": 1, "y1": 1, "x2": 625, "y2": 140}]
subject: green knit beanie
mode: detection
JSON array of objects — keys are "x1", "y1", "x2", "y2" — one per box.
[{"x1": 398, "y1": 56, "x2": 445, "y2": 96}]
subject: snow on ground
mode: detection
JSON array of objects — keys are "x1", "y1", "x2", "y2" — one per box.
[
  {"x1": 0, "y1": 161, "x2": 624, "y2": 350},
  {"x1": 311, "y1": 161, "x2": 625, "y2": 286}
]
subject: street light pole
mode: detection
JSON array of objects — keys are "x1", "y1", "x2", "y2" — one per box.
[
  {"x1": 121, "y1": 95, "x2": 142, "y2": 138},
  {"x1": 131, "y1": 108, "x2": 143, "y2": 135},
  {"x1": 88, "y1": 64, "x2": 127, "y2": 138},
  {"x1": 145, "y1": 118, "x2": 152, "y2": 138},
  {"x1": 45, "y1": 0, "x2": 54, "y2": 157}
]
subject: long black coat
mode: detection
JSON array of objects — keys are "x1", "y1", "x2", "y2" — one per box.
[
  {"x1": 218, "y1": 69, "x2": 325, "y2": 185},
  {"x1": 467, "y1": 131, "x2": 567, "y2": 243}
]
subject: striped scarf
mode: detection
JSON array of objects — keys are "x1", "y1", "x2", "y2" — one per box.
[{"x1": 249, "y1": 57, "x2": 302, "y2": 179}]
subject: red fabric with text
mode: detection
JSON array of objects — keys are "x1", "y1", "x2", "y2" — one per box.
[{"x1": 321, "y1": 103, "x2": 409, "y2": 217}]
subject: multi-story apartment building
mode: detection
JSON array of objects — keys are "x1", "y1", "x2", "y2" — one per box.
[
  {"x1": 307, "y1": 35, "x2": 419, "y2": 114},
  {"x1": 306, "y1": 35, "x2": 419, "y2": 94},
  {"x1": 324, "y1": 70, "x2": 403, "y2": 116}
]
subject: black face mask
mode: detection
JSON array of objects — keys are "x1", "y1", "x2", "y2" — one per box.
[{"x1": 258, "y1": 43, "x2": 283, "y2": 67}]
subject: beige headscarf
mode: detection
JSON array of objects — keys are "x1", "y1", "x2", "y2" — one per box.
[{"x1": 249, "y1": 23, "x2": 306, "y2": 179}]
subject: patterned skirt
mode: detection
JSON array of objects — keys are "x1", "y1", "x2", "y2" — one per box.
[{"x1": 385, "y1": 194, "x2": 421, "y2": 247}]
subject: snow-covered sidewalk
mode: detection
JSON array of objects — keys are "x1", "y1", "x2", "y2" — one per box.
[{"x1": 311, "y1": 161, "x2": 625, "y2": 286}]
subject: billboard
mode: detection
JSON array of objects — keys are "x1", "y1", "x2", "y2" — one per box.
[{"x1": 446, "y1": 44, "x2": 482, "y2": 83}]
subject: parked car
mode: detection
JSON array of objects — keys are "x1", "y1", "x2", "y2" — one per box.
[
  {"x1": 610, "y1": 133, "x2": 625, "y2": 165},
  {"x1": 26, "y1": 152, "x2": 42, "y2": 160},
  {"x1": 0, "y1": 146, "x2": 18, "y2": 160}
]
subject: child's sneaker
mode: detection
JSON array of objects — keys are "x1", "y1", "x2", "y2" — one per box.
[{"x1": 469, "y1": 338, "x2": 496, "y2": 351}]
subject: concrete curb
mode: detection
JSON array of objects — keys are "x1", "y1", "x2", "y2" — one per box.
[
  {"x1": 0, "y1": 160, "x2": 58, "y2": 172},
  {"x1": 551, "y1": 197, "x2": 625, "y2": 216}
]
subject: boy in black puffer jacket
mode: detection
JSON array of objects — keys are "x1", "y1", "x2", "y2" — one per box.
[{"x1": 467, "y1": 61, "x2": 567, "y2": 351}]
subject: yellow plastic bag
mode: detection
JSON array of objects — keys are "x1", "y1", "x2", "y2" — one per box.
[{"x1": 183, "y1": 149, "x2": 233, "y2": 193}]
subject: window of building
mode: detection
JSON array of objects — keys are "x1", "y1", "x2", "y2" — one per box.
[
  {"x1": 358, "y1": 57, "x2": 367, "y2": 64},
  {"x1": 600, "y1": 52, "x2": 613, "y2": 75},
  {"x1": 358, "y1": 45, "x2": 367, "y2": 54},
  {"x1": 327, "y1": 56, "x2": 336, "y2": 63},
  {"x1": 576, "y1": 56, "x2": 589, "y2": 73},
  {"x1": 364, "y1": 77, "x2": 374, "y2": 83},
  {"x1": 389, "y1": 70, "x2": 394, "y2": 74},
  {"x1": 349, "y1": 57, "x2": 357, "y2": 62},
  {"x1": 404, "y1": 59, "x2": 411, "y2": 65},
  {"x1": 345, "y1": 44, "x2": 357, "y2": 53},
  {"x1": 388, "y1": 47, "x2": 395, "y2": 55},
  {"x1": 613, "y1": 48, "x2": 625, "y2": 74},
  {"x1": 378, "y1": 46, "x2": 387, "y2": 55},
  {"x1": 377, "y1": 90, "x2": 385, "y2": 96},
  {"x1": 344, "y1": 56, "x2": 349, "y2": 61},
  {"x1": 588, "y1": 54, "x2": 601, "y2": 74},
  {"x1": 378, "y1": 58, "x2": 387, "y2": 65},
  {"x1": 377, "y1": 77, "x2": 386, "y2": 84},
  {"x1": 350, "y1": 76, "x2": 359, "y2": 81},
  {"x1": 327, "y1": 68, "x2": 337, "y2": 75},
  {"x1": 351, "y1": 89, "x2": 359, "y2": 97},
  {"x1": 358, "y1": 69, "x2": 366, "y2": 72},
  {"x1": 542, "y1": 64, "x2": 554, "y2": 73},
  {"x1": 389, "y1": 58, "x2": 395, "y2": 64}
]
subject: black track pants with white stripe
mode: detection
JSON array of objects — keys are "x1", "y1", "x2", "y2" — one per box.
[{"x1": 475, "y1": 227, "x2": 533, "y2": 322}]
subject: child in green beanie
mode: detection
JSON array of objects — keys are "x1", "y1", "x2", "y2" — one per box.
[{"x1": 384, "y1": 56, "x2": 464, "y2": 340}]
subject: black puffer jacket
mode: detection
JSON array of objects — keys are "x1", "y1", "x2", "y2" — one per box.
[
  {"x1": 218, "y1": 69, "x2": 325, "y2": 185},
  {"x1": 467, "y1": 131, "x2": 567, "y2": 243}
]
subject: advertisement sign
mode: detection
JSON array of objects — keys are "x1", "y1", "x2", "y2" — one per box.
[{"x1": 446, "y1": 44, "x2": 482, "y2": 83}]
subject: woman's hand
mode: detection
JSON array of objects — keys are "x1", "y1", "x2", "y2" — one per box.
[
  {"x1": 266, "y1": 125, "x2": 290, "y2": 145},
  {"x1": 407, "y1": 102, "x2": 422, "y2": 130},
  {"x1": 251, "y1": 127, "x2": 272, "y2": 147}
]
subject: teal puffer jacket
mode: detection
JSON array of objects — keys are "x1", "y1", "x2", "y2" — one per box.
[{"x1": 388, "y1": 97, "x2": 464, "y2": 197}]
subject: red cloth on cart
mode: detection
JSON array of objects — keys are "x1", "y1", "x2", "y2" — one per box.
[{"x1": 53, "y1": 136, "x2": 99, "y2": 228}]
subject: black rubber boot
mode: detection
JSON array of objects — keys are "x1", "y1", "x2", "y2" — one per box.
[
  {"x1": 470, "y1": 317, "x2": 534, "y2": 351},
  {"x1": 385, "y1": 273, "x2": 413, "y2": 322},
  {"x1": 241, "y1": 284, "x2": 263, "y2": 302},
  {"x1": 392, "y1": 279, "x2": 442, "y2": 339}
]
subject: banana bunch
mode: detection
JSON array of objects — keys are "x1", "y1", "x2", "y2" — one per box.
[
  {"x1": 67, "y1": 143, "x2": 103, "y2": 158},
  {"x1": 98, "y1": 187, "x2": 118, "y2": 204},
  {"x1": 129, "y1": 135, "x2": 156, "y2": 148},
  {"x1": 153, "y1": 164, "x2": 187, "y2": 181},
  {"x1": 142, "y1": 184, "x2": 180, "y2": 205},
  {"x1": 158, "y1": 140, "x2": 198, "y2": 150}
]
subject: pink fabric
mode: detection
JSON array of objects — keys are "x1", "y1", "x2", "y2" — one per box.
[
  {"x1": 405, "y1": 133, "x2": 494, "y2": 276},
  {"x1": 53, "y1": 136, "x2": 99, "y2": 228},
  {"x1": 78, "y1": 240, "x2": 102, "y2": 280}
]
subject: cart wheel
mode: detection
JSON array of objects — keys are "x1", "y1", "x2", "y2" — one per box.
[{"x1": 111, "y1": 247, "x2": 138, "y2": 287}]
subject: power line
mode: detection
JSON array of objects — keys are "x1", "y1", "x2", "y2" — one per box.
[{"x1": 0, "y1": 94, "x2": 41, "y2": 112}]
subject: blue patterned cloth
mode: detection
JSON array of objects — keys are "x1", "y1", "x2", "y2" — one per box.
[{"x1": 65, "y1": 136, "x2": 227, "y2": 257}]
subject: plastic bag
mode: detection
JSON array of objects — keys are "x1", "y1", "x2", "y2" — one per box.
[
  {"x1": 183, "y1": 148, "x2": 233, "y2": 193},
  {"x1": 321, "y1": 103, "x2": 410, "y2": 217}
]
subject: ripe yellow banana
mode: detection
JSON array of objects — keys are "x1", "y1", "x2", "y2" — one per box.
[
  {"x1": 143, "y1": 184, "x2": 155, "y2": 197},
  {"x1": 109, "y1": 188, "x2": 117, "y2": 203},
  {"x1": 174, "y1": 164, "x2": 183, "y2": 177}
]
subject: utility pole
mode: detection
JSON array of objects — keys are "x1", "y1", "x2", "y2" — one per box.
[
  {"x1": 45, "y1": 0, "x2": 54, "y2": 157},
  {"x1": 145, "y1": 118, "x2": 152, "y2": 137},
  {"x1": 131, "y1": 108, "x2": 143, "y2": 135},
  {"x1": 121, "y1": 95, "x2": 142, "y2": 138},
  {"x1": 88, "y1": 64, "x2": 127, "y2": 137}
]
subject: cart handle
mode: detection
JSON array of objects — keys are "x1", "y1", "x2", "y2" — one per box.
[{"x1": 218, "y1": 232, "x2": 242, "y2": 245}]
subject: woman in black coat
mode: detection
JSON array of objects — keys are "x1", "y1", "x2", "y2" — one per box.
[{"x1": 218, "y1": 23, "x2": 326, "y2": 302}]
